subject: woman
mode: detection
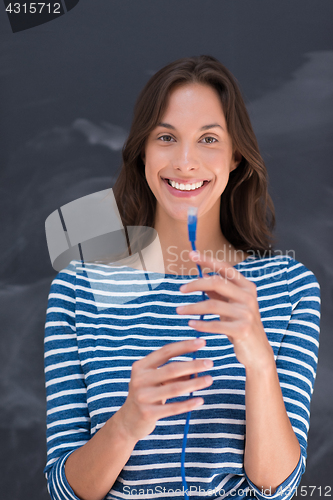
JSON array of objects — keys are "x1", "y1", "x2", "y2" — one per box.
[{"x1": 44, "y1": 55, "x2": 320, "y2": 500}]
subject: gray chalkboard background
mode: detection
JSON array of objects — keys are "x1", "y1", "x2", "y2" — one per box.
[{"x1": 0, "y1": 1, "x2": 332, "y2": 499}]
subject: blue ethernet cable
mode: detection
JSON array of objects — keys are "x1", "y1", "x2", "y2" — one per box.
[{"x1": 180, "y1": 207, "x2": 208, "y2": 499}]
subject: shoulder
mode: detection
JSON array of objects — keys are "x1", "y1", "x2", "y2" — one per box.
[
  {"x1": 239, "y1": 254, "x2": 318, "y2": 281},
  {"x1": 238, "y1": 254, "x2": 320, "y2": 306},
  {"x1": 50, "y1": 259, "x2": 117, "y2": 286},
  {"x1": 49, "y1": 259, "x2": 80, "y2": 291}
]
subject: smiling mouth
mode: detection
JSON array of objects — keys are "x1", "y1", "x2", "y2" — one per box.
[{"x1": 162, "y1": 178, "x2": 210, "y2": 191}]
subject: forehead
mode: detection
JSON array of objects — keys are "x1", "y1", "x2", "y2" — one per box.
[{"x1": 161, "y1": 82, "x2": 225, "y2": 121}]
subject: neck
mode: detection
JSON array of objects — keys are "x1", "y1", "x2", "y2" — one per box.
[{"x1": 153, "y1": 204, "x2": 248, "y2": 276}]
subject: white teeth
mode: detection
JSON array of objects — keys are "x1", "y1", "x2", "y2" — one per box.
[{"x1": 168, "y1": 180, "x2": 204, "y2": 191}]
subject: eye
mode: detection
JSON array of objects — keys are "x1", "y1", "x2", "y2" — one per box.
[
  {"x1": 158, "y1": 135, "x2": 175, "y2": 142},
  {"x1": 202, "y1": 136, "x2": 217, "y2": 144}
]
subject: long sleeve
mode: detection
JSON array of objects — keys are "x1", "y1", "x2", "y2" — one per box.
[
  {"x1": 42, "y1": 256, "x2": 321, "y2": 500},
  {"x1": 44, "y1": 261, "x2": 91, "y2": 500},
  {"x1": 244, "y1": 258, "x2": 321, "y2": 499}
]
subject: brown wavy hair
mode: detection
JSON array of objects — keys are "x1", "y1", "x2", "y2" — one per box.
[{"x1": 113, "y1": 55, "x2": 275, "y2": 255}]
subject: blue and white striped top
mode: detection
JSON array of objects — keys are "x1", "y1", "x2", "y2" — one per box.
[{"x1": 44, "y1": 255, "x2": 320, "y2": 500}]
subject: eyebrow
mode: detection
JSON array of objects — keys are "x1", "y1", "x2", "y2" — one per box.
[{"x1": 157, "y1": 122, "x2": 224, "y2": 132}]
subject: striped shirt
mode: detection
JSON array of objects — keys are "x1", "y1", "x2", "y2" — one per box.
[{"x1": 44, "y1": 255, "x2": 320, "y2": 500}]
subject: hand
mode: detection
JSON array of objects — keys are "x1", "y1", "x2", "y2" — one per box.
[
  {"x1": 117, "y1": 338, "x2": 213, "y2": 443},
  {"x1": 176, "y1": 251, "x2": 274, "y2": 370}
]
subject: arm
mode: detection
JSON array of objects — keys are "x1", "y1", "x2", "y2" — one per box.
[
  {"x1": 243, "y1": 356, "x2": 301, "y2": 493},
  {"x1": 177, "y1": 253, "x2": 320, "y2": 498},
  {"x1": 45, "y1": 264, "x2": 136, "y2": 500},
  {"x1": 244, "y1": 259, "x2": 320, "y2": 497},
  {"x1": 45, "y1": 263, "x2": 213, "y2": 500},
  {"x1": 64, "y1": 338, "x2": 213, "y2": 500},
  {"x1": 44, "y1": 262, "x2": 91, "y2": 500}
]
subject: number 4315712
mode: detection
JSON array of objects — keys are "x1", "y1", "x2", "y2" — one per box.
[
  {"x1": 6, "y1": 3, "x2": 61, "y2": 14},
  {"x1": 289, "y1": 486, "x2": 332, "y2": 496}
]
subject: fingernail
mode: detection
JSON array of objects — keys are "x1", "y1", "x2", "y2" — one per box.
[
  {"x1": 189, "y1": 250, "x2": 200, "y2": 260},
  {"x1": 194, "y1": 338, "x2": 205, "y2": 345},
  {"x1": 203, "y1": 359, "x2": 213, "y2": 368},
  {"x1": 205, "y1": 376, "x2": 213, "y2": 384},
  {"x1": 194, "y1": 398, "x2": 204, "y2": 407}
]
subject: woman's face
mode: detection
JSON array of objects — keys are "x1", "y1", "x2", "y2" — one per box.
[{"x1": 144, "y1": 82, "x2": 241, "y2": 222}]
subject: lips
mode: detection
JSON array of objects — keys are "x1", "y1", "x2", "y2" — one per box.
[
  {"x1": 162, "y1": 177, "x2": 210, "y2": 184},
  {"x1": 161, "y1": 177, "x2": 211, "y2": 198}
]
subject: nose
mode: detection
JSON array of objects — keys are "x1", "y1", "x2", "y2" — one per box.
[{"x1": 173, "y1": 142, "x2": 200, "y2": 172}]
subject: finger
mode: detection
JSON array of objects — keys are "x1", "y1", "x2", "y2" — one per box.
[
  {"x1": 180, "y1": 274, "x2": 247, "y2": 303},
  {"x1": 177, "y1": 299, "x2": 237, "y2": 319},
  {"x1": 156, "y1": 374, "x2": 213, "y2": 402},
  {"x1": 148, "y1": 397, "x2": 205, "y2": 420},
  {"x1": 189, "y1": 251, "x2": 248, "y2": 288},
  {"x1": 137, "y1": 338, "x2": 206, "y2": 370},
  {"x1": 166, "y1": 374, "x2": 191, "y2": 383},
  {"x1": 188, "y1": 319, "x2": 239, "y2": 339},
  {"x1": 154, "y1": 358, "x2": 214, "y2": 385},
  {"x1": 143, "y1": 373, "x2": 213, "y2": 405},
  {"x1": 158, "y1": 374, "x2": 191, "y2": 401}
]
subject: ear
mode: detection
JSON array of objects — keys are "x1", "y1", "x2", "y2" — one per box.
[{"x1": 230, "y1": 150, "x2": 242, "y2": 172}]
